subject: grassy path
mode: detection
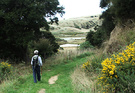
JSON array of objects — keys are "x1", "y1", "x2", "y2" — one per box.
[{"x1": 0, "y1": 56, "x2": 89, "y2": 93}]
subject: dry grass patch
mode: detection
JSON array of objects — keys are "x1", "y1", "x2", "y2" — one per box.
[
  {"x1": 70, "y1": 66, "x2": 99, "y2": 93},
  {"x1": 45, "y1": 49, "x2": 93, "y2": 65}
]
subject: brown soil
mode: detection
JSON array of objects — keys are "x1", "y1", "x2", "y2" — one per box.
[
  {"x1": 48, "y1": 75, "x2": 59, "y2": 84},
  {"x1": 38, "y1": 89, "x2": 46, "y2": 93}
]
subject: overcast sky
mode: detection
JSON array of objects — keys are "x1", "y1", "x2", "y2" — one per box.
[{"x1": 57, "y1": 0, "x2": 104, "y2": 20}]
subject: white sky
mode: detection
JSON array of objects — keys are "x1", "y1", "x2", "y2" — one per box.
[{"x1": 57, "y1": 0, "x2": 104, "y2": 20}]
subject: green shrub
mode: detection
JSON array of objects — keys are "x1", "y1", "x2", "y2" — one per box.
[
  {"x1": 86, "y1": 30, "x2": 104, "y2": 47},
  {"x1": 98, "y1": 42, "x2": 135, "y2": 93},
  {"x1": 80, "y1": 41, "x2": 94, "y2": 50},
  {"x1": 33, "y1": 39, "x2": 55, "y2": 58},
  {"x1": 40, "y1": 31, "x2": 59, "y2": 52},
  {"x1": 29, "y1": 31, "x2": 59, "y2": 59}
]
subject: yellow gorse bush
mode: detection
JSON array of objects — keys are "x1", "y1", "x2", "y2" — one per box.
[
  {"x1": 0, "y1": 61, "x2": 12, "y2": 83},
  {"x1": 1, "y1": 62, "x2": 11, "y2": 68},
  {"x1": 98, "y1": 42, "x2": 135, "y2": 92},
  {"x1": 82, "y1": 61, "x2": 90, "y2": 69},
  {"x1": 0, "y1": 62, "x2": 12, "y2": 74}
]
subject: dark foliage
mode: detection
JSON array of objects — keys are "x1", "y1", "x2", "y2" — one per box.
[
  {"x1": 0, "y1": 0, "x2": 64, "y2": 62},
  {"x1": 100, "y1": 0, "x2": 111, "y2": 8},
  {"x1": 111, "y1": 0, "x2": 135, "y2": 23},
  {"x1": 100, "y1": 9, "x2": 115, "y2": 38},
  {"x1": 100, "y1": 0, "x2": 135, "y2": 23},
  {"x1": 86, "y1": 29, "x2": 104, "y2": 48},
  {"x1": 40, "y1": 31, "x2": 59, "y2": 55}
]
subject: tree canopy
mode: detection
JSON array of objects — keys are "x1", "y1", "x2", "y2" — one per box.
[
  {"x1": 100, "y1": 0, "x2": 135, "y2": 23},
  {"x1": 0, "y1": 0, "x2": 64, "y2": 61}
]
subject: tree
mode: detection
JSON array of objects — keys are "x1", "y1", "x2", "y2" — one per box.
[
  {"x1": 100, "y1": 0, "x2": 111, "y2": 8},
  {"x1": 111, "y1": 0, "x2": 135, "y2": 22},
  {"x1": 100, "y1": 0, "x2": 135, "y2": 23},
  {"x1": 0, "y1": 0, "x2": 64, "y2": 62},
  {"x1": 99, "y1": 9, "x2": 115, "y2": 38}
]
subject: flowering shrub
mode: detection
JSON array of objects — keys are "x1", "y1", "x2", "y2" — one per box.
[
  {"x1": 82, "y1": 61, "x2": 91, "y2": 69},
  {"x1": 98, "y1": 42, "x2": 135, "y2": 92},
  {"x1": 82, "y1": 54, "x2": 104, "y2": 73},
  {"x1": 0, "y1": 62, "x2": 12, "y2": 73},
  {"x1": 0, "y1": 61, "x2": 12, "y2": 83}
]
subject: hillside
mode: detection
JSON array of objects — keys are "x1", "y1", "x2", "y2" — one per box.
[
  {"x1": 103, "y1": 23, "x2": 135, "y2": 54},
  {"x1": 49, "y1": 15, "x2": 102, "y2": 38}
]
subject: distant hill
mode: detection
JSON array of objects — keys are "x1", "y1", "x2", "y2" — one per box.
[{"x1": 48, "y1": 15, "x2": 102, "y2": 38}]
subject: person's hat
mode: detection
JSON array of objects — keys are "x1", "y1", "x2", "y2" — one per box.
[{"x1": 34, "y1": 50, "x2": 38, "y2": 54}]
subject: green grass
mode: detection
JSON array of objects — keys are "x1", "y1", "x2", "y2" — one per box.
[{"x1": 0, "y1": 56, "x2": 89, "y2": 93}]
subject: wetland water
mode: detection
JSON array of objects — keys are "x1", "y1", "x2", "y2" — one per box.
[
  {"x1": 60, "y1": 37, "x2": 85, "y2": 41},
  {"x1": 60, "y1": 44, "x2": 80, "y2": 47},
  {"x1": 60, "y1": 37, "x2": 85, "y2": 48},
  {"x1": 60, "y1": 37, "x2": 84, "y2": 48}
]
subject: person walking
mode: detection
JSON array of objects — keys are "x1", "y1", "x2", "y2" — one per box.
[{"x1": 31, "y1": 50, "x2": 42, "y2": 83}]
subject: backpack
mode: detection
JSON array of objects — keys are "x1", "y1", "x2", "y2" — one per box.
[{"x1": 32, "y1": 55, "x2": 39, "y2": 69}]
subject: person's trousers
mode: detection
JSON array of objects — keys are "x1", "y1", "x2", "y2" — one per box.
[{"x1": 32, "y1": 65, "x2": 41, "y2": 83}]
